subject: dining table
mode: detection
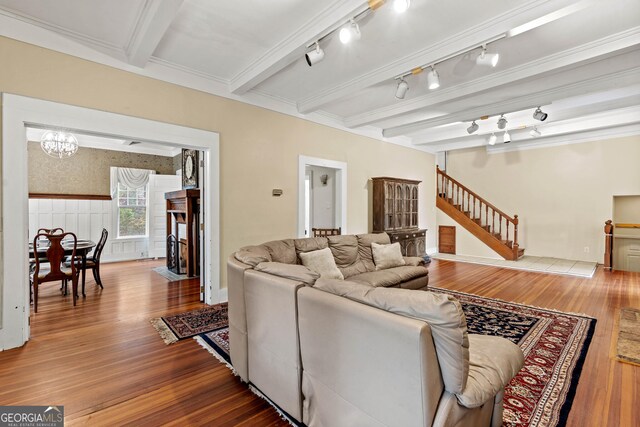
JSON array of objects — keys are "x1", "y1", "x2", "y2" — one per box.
[{"x1": 29, "y1": 239, "x2": 97, "y2": 296}]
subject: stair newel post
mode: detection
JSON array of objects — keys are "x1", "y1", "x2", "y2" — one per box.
[
  {"x1": 512, "y1": 215, "x2": 519, "y2": 259},
  {"x1": 604, "y1": 220, "x2": 614, "y2": 271}
]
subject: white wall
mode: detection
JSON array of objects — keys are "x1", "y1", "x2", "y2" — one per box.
[
  {"x1": 28, "y1": 198, "x2": 147, "y2": 263},
  {"x1": 308, "y1": 165, "x2": 336, "y2": 229},
  {"x1": 438, "y1": 135, "x2": 640, "y2": 262}
]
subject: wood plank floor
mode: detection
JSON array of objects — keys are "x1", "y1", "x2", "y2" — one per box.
[{"x1": 0, "y1": 258, "x2": 637, "y2": 426}]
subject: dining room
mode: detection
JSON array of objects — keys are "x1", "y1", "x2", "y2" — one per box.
[{"x1": 24, "y1": 126, "x2": 200, "y2": 327}]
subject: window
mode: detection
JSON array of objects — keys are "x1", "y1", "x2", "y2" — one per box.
[{"x1": 117, "y1": 183, "x2": 147, "y2": 237}]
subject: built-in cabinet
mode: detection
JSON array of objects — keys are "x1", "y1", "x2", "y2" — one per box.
[{"x1": 372, "y1": 177, "x2": 426, "y2": 257}]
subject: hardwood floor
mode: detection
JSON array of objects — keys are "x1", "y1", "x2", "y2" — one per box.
[{"x1": 0, "y1": 258, "x2": 637, "y2": 426}]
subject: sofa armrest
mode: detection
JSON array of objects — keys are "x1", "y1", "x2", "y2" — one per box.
[
  {"x1": 227, "y1": 255, "x2": 252, "y2": 382},
  {"x1": 456, "y1": 334, "x2": 524, "y2": 408},
  {"x1": 403, "y1": 256, "x2": 426, "y2": 267}
]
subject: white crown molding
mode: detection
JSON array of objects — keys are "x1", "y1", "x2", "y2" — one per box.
[
  {"x1": 125, "y1": 0, "x2": 184, "y2": 67},
  {"x1": 346, "y1": 27, "x2": 640, "y2": 128},
  {"x1": 229, "y1": 0, "x2": 368, "y2": 94},
  {"x1": 0, "y1": 11, "x2": 430, "y2": 153},
  {"x1": 387, "y1": 66, "x2": 640, "y2": 138},
  {"x1": 0, "y1": 6, "x2": 128, "y2": 61},
  {"x1": 296, "y1": 0, "x2": 580, "y2": 114}
]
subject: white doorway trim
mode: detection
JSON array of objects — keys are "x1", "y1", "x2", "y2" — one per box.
[
  {"x1": 0, "y1": 93, "x2": 220, "y2": 351},
  {"x1": 297, "y1": 155, "x2": 347, "y2": 238}
]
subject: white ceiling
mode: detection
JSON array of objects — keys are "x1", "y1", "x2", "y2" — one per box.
[{"x1": 1, "y1": 0, "x2": 639, "y2": 153}]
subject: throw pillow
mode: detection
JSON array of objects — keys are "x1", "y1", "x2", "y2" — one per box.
[
  {"x1": 299, "y1": 247, "x2": 344, "y2": 280},
  {"x1": 371, "y1": 242, "x2": 406, "y2": 270},
  {"x1": 254, "y1": 262, "x2": 319, "y2": 286}
]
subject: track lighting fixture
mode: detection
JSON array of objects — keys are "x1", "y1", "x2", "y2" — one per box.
[
  {"x1": 393, "y1": 0, "x2": 411, "y2": 13},
  {"x1": 467, "y1": 121, "x2": 479, "y2": 134},
  {"x1": 497, "y1": 115, "x2": 507, "y2": 130},
  {"x1": 488, "y1": 133, "x2": 497, "y2": 145},
  {"x1": 503, "y1": 130, "x2": 511, "y2": 143},
  {"x1": 395, "y1": 78, "x2": 409, "y2": 99},
  {"x1": 476, "y1": 45, "x2": 499, "y2": 67},
  {"x1": 529, "y1": 127, "x2": 541, "y2": 138},
  {"x1": 305, "y1": 42, "x2": 324, "y2": 67},
  {"x1": 533, "y1": 107, "x2": 548, "y2": 121},
  {"x1": 339, "y1": 19, "x2": 361, "y2": 44},
  {"x1": 427, "y1": 67, "x2": 440, "y2": 90}
]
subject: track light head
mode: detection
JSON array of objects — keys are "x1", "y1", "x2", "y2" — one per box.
[
  {"x1": 339, "y1": 19, "x2": 361, "y2": 44},
  {"x1": 427, "y1": 67, "x2": 440, "y2": 90},
  {"x1": 305, "y1": 42, "x2": 324, "y2": 66},
  {"x1": 530, "y1": 127, "x2": 541, "y2": 138},
  {"x1": 533, "y1": 107, "x2": 548, "y2": 121},
  {"x1": 393, "y1": 0, "x2": 411, "y2": 13},
  {"x1": 503, "y1": 130, "x2": 511, "y2": 143},
  {"x1": 488, "y1": 134, "x2": 497, "y2": 145},
  {"x1": 395, "y1": 78, "x2": 409, "y2": 99},
  {"x1": 467, "y1": 121, "x2": 479, "y2": 134},
  {"x1": 497, "y1": 115, "x2": 507, "y2": 129},
  {"x1": 476, "y1": 47, "x2": 499, "y2": 67}
]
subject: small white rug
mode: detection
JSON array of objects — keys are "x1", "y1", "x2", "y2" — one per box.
[
  {"x1": 152, "y1": 266, "x2": 188, "y2": 281},
  {"x1": 431, "y1": 253, "x2": 597, "y2": 278}
]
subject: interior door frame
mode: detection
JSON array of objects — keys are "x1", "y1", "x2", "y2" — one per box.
[
  {"x1": 0, "y1": 93, "x2": 220, "y2": 351},
  {"x1": 297, "y1": 155, "x2": 347, "y2": 238}
]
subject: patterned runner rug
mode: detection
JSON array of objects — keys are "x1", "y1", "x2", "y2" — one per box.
[
  {"x1": 151, "y1": 303, "x2": 227, "y2": 344},
  {"x1": 194, "y1": 289, "x2": 595, "y2": 427}
]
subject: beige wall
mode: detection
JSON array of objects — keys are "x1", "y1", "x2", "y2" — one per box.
[
  {"x1": 172, "y1": 153, "x2": 182, "y2": 174},
  {"x1": 438, "y1": 136, "x2": 640, "y2": 262},
  {"x1": 0, "y1": 36, "x2": 436, "y2": 294},
  {"x1": 28, "y1": 141, "x2": 175, "y2": 196}
]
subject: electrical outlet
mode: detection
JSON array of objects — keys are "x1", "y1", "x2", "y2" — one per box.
[{"x1": 584, "y1": 246, "x2": 589, "y2": 253}]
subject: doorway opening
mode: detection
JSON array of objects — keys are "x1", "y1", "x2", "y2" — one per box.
[
  {"x1": 1, "y1": 94, "x2": 220, "y2": 351},
  {"x1": 297, "y1": 156, "x2": 347, "y2": 238}
]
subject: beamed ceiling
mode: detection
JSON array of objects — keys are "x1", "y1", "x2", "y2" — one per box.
[{"x1": 1, "y1": 0, "x2": 639, "y2": 153}]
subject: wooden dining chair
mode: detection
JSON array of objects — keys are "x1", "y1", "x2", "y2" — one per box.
[
  {"x1": 312, "y1": 227, "x2": 341, "y2": 237},
  {"x1": 31, "y1": 231, "x2": 79, "y2": 313},
  {"x1": 65, "y1": 228, "x2": 108, "y2": 290}
]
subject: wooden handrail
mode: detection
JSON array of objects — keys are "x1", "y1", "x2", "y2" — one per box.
[
  {"x1": 437, "y1": 166, "x2": 521, "y2": 259},
  {"x1": 437, "y1": 167, "x2": 516, "y2": 223}
]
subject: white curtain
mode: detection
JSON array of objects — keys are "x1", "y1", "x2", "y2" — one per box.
[{"x1": 110, "y1": 167, "x2": 155, "y2": 198}]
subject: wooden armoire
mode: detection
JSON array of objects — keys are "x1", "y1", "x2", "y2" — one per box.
[{"x1": 371, "y1": 177, "x2": 426, "y2": 257}]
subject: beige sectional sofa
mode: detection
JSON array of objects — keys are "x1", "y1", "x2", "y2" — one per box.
[{"x1": 228, "y1": 232, "x2": 524, "y2": 427}]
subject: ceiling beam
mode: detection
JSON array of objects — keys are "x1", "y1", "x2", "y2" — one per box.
[
  {"x1": 229, "y1": 0, "x2": 369, "y2": 95},
  {"x1": 297, "y1": 0, "x2": 581, "y2": 114},
  {"x1": 383, "y1": 66, "x2": 640, "y2": 138},
  {"x1": 345, "y1": 28, "x2": 640, "y2": 128},
  {"x1": 125, "y1": 0, "x2": 184, "y2": 68},
  {"x1": 414, "y1": 93, "x2": 640, "y2": 146}
]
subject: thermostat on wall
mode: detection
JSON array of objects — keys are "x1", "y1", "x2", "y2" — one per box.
[{"x1": 272, "y1": 189, "x2": 283, "y2": 196}]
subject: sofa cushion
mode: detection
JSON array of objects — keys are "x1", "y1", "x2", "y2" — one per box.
[
  {"x1": 372, "y1": 242, "x2": 406, "y2": 270},
  {"x1": 403, "y1": 256, "x2": 424, "y2": 267},
  {"x1": 294, "y1": 237, "x2": 328, "y2": 257},
  {"x1": 349, "y1": 266, "x2": 428, "y2": 288},
  {"x1": 327, "y1": 235, "x2": 358, "y2": 267},
  {"x1": 235, "y1": 245, "x2": 272, "y2": 267},
  {"x1": 357, "y1": 233, "x2": 391, "y2": 272},
  {"x1": 456, "y1": 334, "x2": 524, "y2": 408},
  {"x1": 299, "y1": 248, "x2": 344, "y2": 280},
  {"x1": 262, "y1": 239, "x2": 297, "y2": 265},
  {"x1": 314, "y1": 279, "x2": 470, "y2": 395},
  {"x1": 254, "y1": 262, "x2": 320, "y2": 286}
]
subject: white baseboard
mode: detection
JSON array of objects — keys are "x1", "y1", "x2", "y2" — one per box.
[
  {"x1": 427, "y1": 247, "x2": 438, "y2": 255},
  {"x1": 218, "y1": 288, "x2": 228, "y2": 303}
]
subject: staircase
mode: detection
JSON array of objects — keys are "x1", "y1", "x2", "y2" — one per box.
[{"x1": 436, "y1": 167, "x2": 524, "y2": 261}]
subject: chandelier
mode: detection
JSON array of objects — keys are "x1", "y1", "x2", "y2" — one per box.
[{"x1": 40, "y1": 130, "x2": 79, "y2": 159}]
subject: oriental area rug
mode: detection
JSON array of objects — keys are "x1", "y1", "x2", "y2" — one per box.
[
  {"x1": 192, "y1": 290, "x2": 595, "y2": 427},
  {"x1": 151, "y1": 302, "x2": 227, "y2": 344}
]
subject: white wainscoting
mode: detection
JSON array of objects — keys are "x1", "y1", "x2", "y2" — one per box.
[{"x1": 28, "y1": 198, "x2": 148, "y2": 263}]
